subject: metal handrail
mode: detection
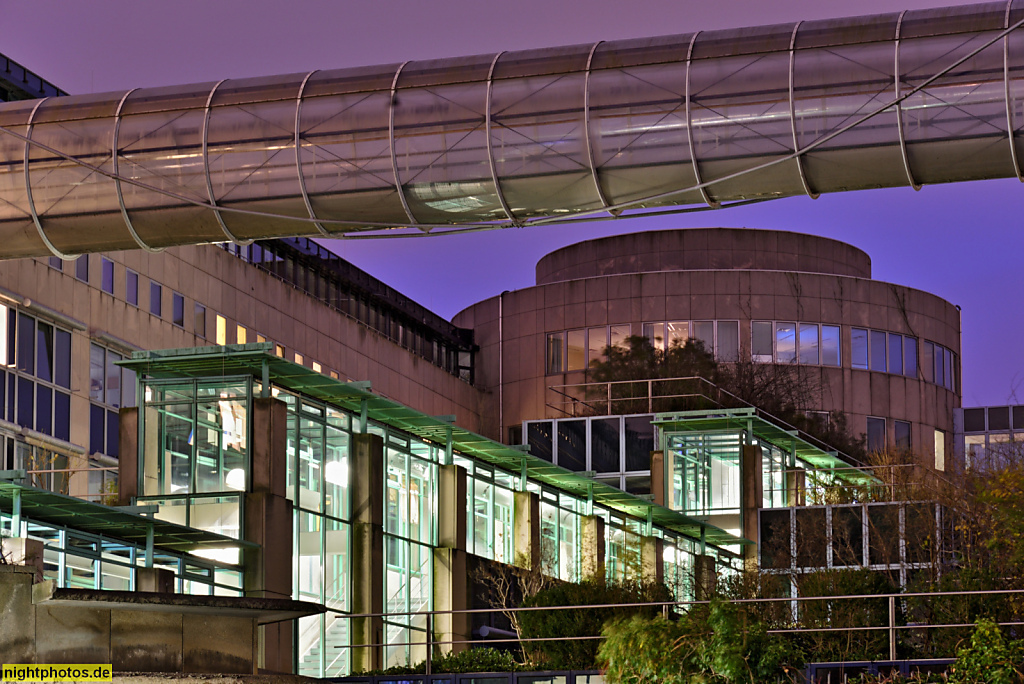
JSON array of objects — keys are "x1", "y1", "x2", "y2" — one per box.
[{"x1": 322, "y1": 587, "x2": 1024, "y2": 671}]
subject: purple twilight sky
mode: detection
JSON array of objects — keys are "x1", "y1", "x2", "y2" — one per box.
[{"x1": 3, "y1": 0, "x2": 1022, "y2": 408}]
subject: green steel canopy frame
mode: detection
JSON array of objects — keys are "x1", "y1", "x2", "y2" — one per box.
[
  {"x1": 0, "y1": 476, "x2": 254, "y2": 553},
  {"x1": 654, "y1": 408, "x2": 879, "y2": 486},
  {"x1": 119, "y1": 343, "x2": 745, "y2": 546}
]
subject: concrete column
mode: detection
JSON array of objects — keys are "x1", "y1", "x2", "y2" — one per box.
[
  {"x1": 639, "y1": 536, "x2": 664, "y2": 585},
  {"x1": 433, "y1": 464, "x2": 470, "y2": 655},
  {"x1": 513, "y1": 491, "x2": 540, "y2": 571},
  {"x1": 135, "y1": 567, "x2": 175, "y2": 593},
  {"x1": 786, "y1": 468, "x2": 807, "y2": 507},
  {"x1": 693, "y1": 555, "x2": 717, "y2": 600},
  {"x1": 650, "y1": 451, "x2": 666, "y2": 508},
  {"x1": 741, "y1": 444, "x2": 763, "y2": 570},
  {"x1": 0, "y1": 567, "x2": 36, "y2": 662},
  {"x1": 117, "y1": 407, "x2": 139, "y2": 505},
  {"x1": 580, "y1": 515, "x2": 606, "y2": 580},
  {"x1": 350, "y1": 433, "x2": 384, "y2": 673},
  {"x1": 245, "y1": 398, "x2": 293, "y2": 673},
  {"x1": 432, "y1": 548, "x2": 470, "y2": 656},
  {"x1": 437, "y1": 465, "x2": 467, "y2": 551}
]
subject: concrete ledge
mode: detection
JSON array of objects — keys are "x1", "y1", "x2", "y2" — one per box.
[{"x1": 32, "y1": 583, "x2": 324, "y2": 624}]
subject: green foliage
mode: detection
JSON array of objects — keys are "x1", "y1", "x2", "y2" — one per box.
[
  {"x1": 949, "y1": 619, "x2": 1024, "y2": 684},
  {"x1": 517, "y1": 578, "x2": 672, "y2": 670},
  {"x1": 598, "y1": 600, "x2": 803, "y2": 684},
  {"x1": 353, "y1": 647, "x2": 522, "y2": 675},
  {"x1": 587, "y1": 335, "x2": 864, "y2": 459},
  {"x1": 432, "y1": 647, "x2": 522, "y2": 674}
]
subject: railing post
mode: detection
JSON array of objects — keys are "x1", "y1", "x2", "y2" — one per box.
[
  {"x1": 888, "y1": 595, "x2": 896, "y2": 661},
  {"x1": 648, "y1": 379, "x2": 652, "y2": 413},
  {"x1": 607, "y1": 383, "x2": 612, "y2": 415},
  {"x1": 425, "y1": 611, "x2": 432, "y2": 676}
]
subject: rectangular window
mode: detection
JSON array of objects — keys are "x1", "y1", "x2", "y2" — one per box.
[
  {"x1": 75, "y1": 255, "x2": 89, "y2": 282},
  {"x1": 48, "y1": 257, "x2": 63, "y2": 271},
  {"x1": 149, "y1": 282, "x2": 162, "y2": 317},
  {"x1": 944, "y1": 349, "x2": 954, "y2": 391},
  {"x1": 922, "y1": 342, "x2": 935, "y2": 382},
  {"x1": 666, "y1": 321, "x2": 688, "y2": 348},
  {"x1": 256, "y1": 333, "x2": 266, "y2": 344},
  {"x1": 194, "y1": 304, "x2": 206, "y2": 338},
  {"x1": 36, "y1": 322, "x2": 53, "y2": 383},
  {"x1": 934, "y1": 345, "x2": 945, "y2": 387},
  {"x1": 717, "y1": 321, "x2": 739, "y2": 362},
  {"x1": 888, "y1": 333, "x2": 903, "y2": 375},
  {"x1": 642, "y1": 322, "x2": 664, "y2": 351},
  {"x1": 693, "y1": 321, "x2": 714, "y2": 356},
  {"x1": 17, "y1": 313, "x2": 34, "y2": 374},
  {"x1": 934, "y1": 429, "x2": 945, "y2": 471},
  {"x1": 775, "y1": 322, "x2": 796, "y2": 364},
  {"x1": 54, "y1": 329, "x2": 71, "y2": 389},
  {"x1": 869, "y1": 330, "x2": 887, "y2": 372},
  {"x1": 126, "y1": 270, "x2": 138, "y2": 306},
  {"x1": 904, "y1": 337, "x2": 918, "y2": 378},
  {"x1": 172, "y1": 293, "x2": 184, "y2": 328},
  {"x1": 236, "y1": 325, "x2": 247, "y2": 345},
  {"x1": 275, "y1": 344, "x2": 285, "y2": 358},
  {"x1": 798, "y1": 323, "x2": 819, "y2": 365},
  {"x1": 609, "y1": 325, "x2": 630, "y2": 350},
  {"x1": 867, "y1": 417, "x2": 886, "y2": 453},
  {"x1": 546, "y1": 332, "x2": 564, "y2": 374},
  {"x1": 101, "y1": 257, "x2": 114, "y2": 294},
  {"x1": 89, "y1": 344, "x2": 104, "y2": 401},
  {"x1": 105, "y1": 350, "x2": 122, "y2": 407},
  {"x1": 895, "y1": 420, "x2": 911, "y2": 449},
  {"x1": 294, "y1": 352, "x2": 304, "y2": 366},
  {"x1": 566, "y1": 329, "x2": 585, "y2": 371},
  {"x1": 216, "y1": 315, "x2": 227, "y2": 345},
  {"x1": 852, "y1": 328, "x2": 868, "y2": 370},
  {"x1": 587, "y1": 327, "x2": 606, "y2": 367},
  {"x1": 751, "y1": 321, "x2": 773, "y2": 363},
  {"x1": 821, "y1": 325, "x2": 840, "y2": 366}
]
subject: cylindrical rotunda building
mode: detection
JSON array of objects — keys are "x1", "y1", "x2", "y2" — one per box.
[{"x1": 454, "y1": 228, "x2": 961, "y2": 490}]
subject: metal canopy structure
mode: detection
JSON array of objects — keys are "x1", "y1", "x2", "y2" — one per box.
[
  {"x1": 654, "y1": 408, "x2": 878, "y2": 484},
  {"x1": 120, "y1": 343, "x2": 743, "y2": 545},
  {"x1": 0, "y1": 477, "x2": 252, "y2": 553},
  {"x1": 0, "y1": 2, "x2": 1022, "y2": 258}
]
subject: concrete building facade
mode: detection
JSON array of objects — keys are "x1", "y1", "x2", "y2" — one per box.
[{"x1": 455, "y1": 228, "x2": 961, "y2": 478}]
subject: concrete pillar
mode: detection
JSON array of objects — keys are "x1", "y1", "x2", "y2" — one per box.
[
  {"x1": 433, "y1": 464, "x2": 470, "y2": 656},
  {"x1": 117, "y1": 407, "x2": 139, "y2": 505},
  {"x1": 650, "y1": 450, "x2": 666, "y2": 507},
  {"x1": 350, "y1": 433, "x2": 384, "y2": 673},
  {"x1": 2, "y1": 538, "x2": 44, "y2": 583},
  {"x1": 580, "y1": 515, "x2": 606, "y2": 580},
  {"x1": 246, "y1": 398, "x2": 293, "y2": 673},
  {"x1": 786, "y1": 468, "x2": 807, "y2": 507},
  {"x1": 0, "y1": 567, "x2": 36, "y2": 662},
  {"x1": 437, "y1": 465, "x2": 467, "y2": 551},
  {"x1": 432, "y1": 548, "x2": 470, "y2": 657},
  {"x1": 694, "y1": 555, "x2": 718, "y2": 600},
  {"x1": 135, "y1": 567, "x2": 175, "y2": 593},
  {"x1": 640, "y1": 536, "x2": 664, "y2": 585},
  {"x1": 513, "y1": 491, "x2": 540, "y2": 571},
  {"x1": 741, "y1": 444, "x2": 763, "y2": 570}
]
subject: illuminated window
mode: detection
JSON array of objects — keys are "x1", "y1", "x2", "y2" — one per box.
[
  {"x1": 934, "y1": 429, "x2": 945, "y2": 471},
  {"x1": 294, "y1": 353, "x2": 304, "y2": 366},
  {"x1": 215, "y1": 315, "x2": 227, "y2": 345},
  {"x1": 236, "y1": 325, "x2": 247, "y2": 345},
  {"x1": 312, "y1": 361, "x2": 322, "y2": 373}
]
